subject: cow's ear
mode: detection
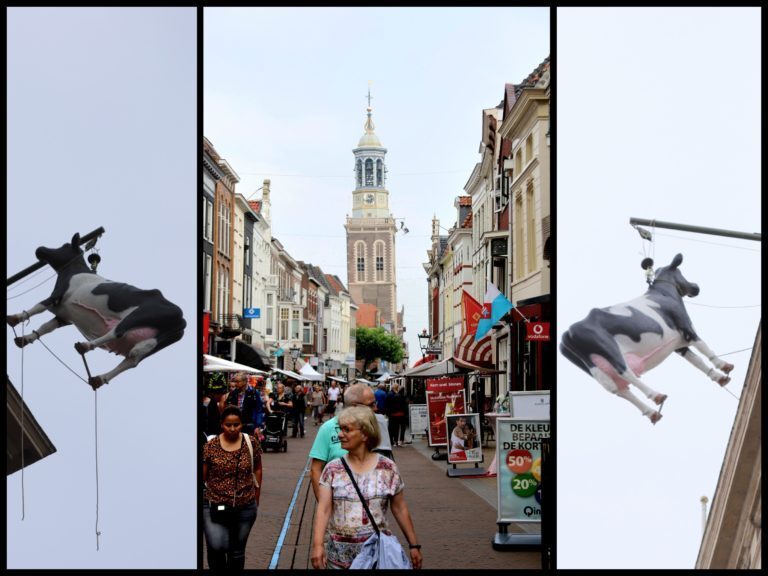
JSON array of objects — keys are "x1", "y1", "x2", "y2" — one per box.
[
  {"x1": 71, "y1": 233, "x2": 81, "y2": 248},
  {"x1": 671, "y1": 253, "x2": 683, "y2": 269}
]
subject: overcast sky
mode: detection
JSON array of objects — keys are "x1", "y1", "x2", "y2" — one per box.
[
  {"x1": 6, "y1": 8, "x2": 196, "y2": 568},
  {"x1": 557, "y1": 7, "x2": 761, "y2": 569},
  {"x1": 203, "y1": 6, "x2": 550, "y2": 365}
]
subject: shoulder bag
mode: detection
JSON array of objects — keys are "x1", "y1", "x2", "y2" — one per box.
[{"x1": 340, "y1": 457, "x2": 412, "y2": 570}]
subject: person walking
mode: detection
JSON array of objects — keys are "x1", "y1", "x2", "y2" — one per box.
[
  {"x1": 226, "y1": 372, "x2": 260, "y2": 436},
  {"x1": 203, "y1": 405, "x2": 263, "y2": 572},
  {"x1": 374, "y1": 382, "x2": 388, "y2": 413},
  {"x1": 291, "y1": 383, "x2": 307, "y2": 438},
  {"x1": 385, "y1": 383, "x2": 409, "y2": 447},
  {"x1": 311, "y1": 383, "x2": 327, "y2": 425},
  {"x1": 310, "y1": 405, "x2": 422, "y2": 569},
  {"x1": 326, "y1": 380, "x2": 341, "y2": 417}
]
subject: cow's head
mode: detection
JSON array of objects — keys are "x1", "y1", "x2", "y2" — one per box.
[
  {"x1": 35, "y1": 233, "x2": 85, "y2": 271},
  {"x1": 654, "y1": 253, "x2": 700, "y2": 297}
]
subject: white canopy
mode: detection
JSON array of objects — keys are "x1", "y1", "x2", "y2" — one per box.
[
  {"x1": 299, "y1": 363, "x2": 325, "y2": 381},
  {"x1": 203, "y1": 354, "x2": 269, "y2": 374},
  {"x1": 271, "y1": 368, "x2": 306, "y2": 381},
  {"x1": 327, "y1": 376, "x2": 348, "y2": 384},
  {"x1": 375, "y1": 372, "x2": 392, "y2": 382},
  {"x1": 355, "y1": 378, "x2": 377, "y2": 386}
]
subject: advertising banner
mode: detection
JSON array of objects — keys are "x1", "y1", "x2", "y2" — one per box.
[
  {"x1": 525, "y1": 321, "x2": 550, "y2": 341},
  {"x1": 496, "y1": 418, "x2": 550, "y2": 523},
  {"x1": 446, "y1": 413, "x2": 482, "y2": 463},
  {"x1": 426, "y1": 389, "x2": 465, "y2": 446},
  {"x1": 408, "y1": 404, "x2": 428, "y2": 438}
]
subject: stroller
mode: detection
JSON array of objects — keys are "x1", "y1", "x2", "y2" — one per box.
[{"x1": 262, "y1": 411, "x2": 289, "y2": 452}]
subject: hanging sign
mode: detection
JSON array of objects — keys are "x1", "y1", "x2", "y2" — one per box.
[
  {"x1": 496, "y1": 418, "x2": 550, "y2": 523},
  {"x1": 526, "y1": 322, "x2": 550, "y2": 341}
]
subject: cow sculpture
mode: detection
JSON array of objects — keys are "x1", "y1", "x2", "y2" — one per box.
[
  {"x1": 560, "y1": 253, "x2": 733, "y2": 424},
  {"x1": 7, "y1": 233, "x2": 186, "y2": 390}
]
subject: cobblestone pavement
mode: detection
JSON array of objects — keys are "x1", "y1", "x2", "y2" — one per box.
[{"x1": 204, "y1": 417, "x2": 543, "y2": 570}]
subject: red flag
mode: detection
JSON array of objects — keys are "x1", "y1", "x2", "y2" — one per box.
[{"x1": 462, "y1": 290, "x2": 483, "y2": 336}]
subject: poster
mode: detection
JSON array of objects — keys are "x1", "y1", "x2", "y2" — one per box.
[
  {"x1": 508, "y1": 390, "x2": 550, "y2": 419},
  {"x1": 446, "y1": 413, "x2": 482, "y2": 463},
  {"x1": 425, "y1": 377, "x2": 466, "y2": 446},
  {"x1": 408, "y1": 404, "x2": 428, "y2": 438},
  {"x1": 496, "y1": 418, "x2": 550, "y2": 523}
]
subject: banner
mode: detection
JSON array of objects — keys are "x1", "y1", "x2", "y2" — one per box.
[
  {"x1": 426, "y1": 390, "x2": 466, "y2": 446},
  {"x1": 496, "y1": 418, "x2": 550, "y2": 523},
  {"x1": 408, "y1": 404, "x2": 428, "y2": 439},
  {"x1": 203, "y1": 311, "x2": 210, "y2": 354},
  {"x1": 446, "y1": 413, "x2": 482, "y2": 463}
]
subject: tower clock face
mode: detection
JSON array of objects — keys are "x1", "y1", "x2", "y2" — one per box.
[{"x1": 364, "y1": 193, "x2": 375, "y2": 204}]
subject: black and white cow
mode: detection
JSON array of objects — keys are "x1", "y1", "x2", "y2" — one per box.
[
  {"x1": 7, "y1": 233, "x2": 186, "y2": 390},
  {"x1": 560, "y1": 253, "x2": 733, "y2": 424}
]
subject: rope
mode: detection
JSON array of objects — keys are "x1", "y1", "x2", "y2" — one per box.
[
  {"x1": 7, "y1": 271, "x2": 57, "y2": 301},
  {"x1": 20, "y1": 322, "x2": 26, "y2": 521},
  {"x1": 95, "y1": 389, "x2": 101, "y2": 551},
  {"x1": 10, "y1": 321, "x2": 101, "y2": 548}
]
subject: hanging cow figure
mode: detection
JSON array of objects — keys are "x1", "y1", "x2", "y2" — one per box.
[
  {"x1": 7, "y1": 233, "x2": 186, "y2": 390},
  {"x1": 560, "y1": 253, "x2": 733, "y2": 424}
]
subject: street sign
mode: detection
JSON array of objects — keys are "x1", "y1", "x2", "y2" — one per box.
[{"x1": 243, "y1": 307, "x2": 261, "y2": 319}]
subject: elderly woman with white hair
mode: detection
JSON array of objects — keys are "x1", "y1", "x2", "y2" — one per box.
[{"x1": 311, "y1": 405, "x2": 422, "y2": 569}]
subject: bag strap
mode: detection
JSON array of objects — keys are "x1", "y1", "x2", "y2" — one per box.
[
  {"x1": 340, "y1": 457, "x2": 380, "y2": 535},
  {"x1": 243, "y1": 434, "x2": 260, "y2": 488}
]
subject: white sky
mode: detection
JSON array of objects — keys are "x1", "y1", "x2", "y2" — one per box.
[
  {"x1": 557, "y1": 7, "x2": 761, "y2": 569},
  {"x1": 6, "y1": 8, "x2": 197, "y2": 568},
  {"x1": 203, "y1": 6, "x2": 550, "y2": 365}
]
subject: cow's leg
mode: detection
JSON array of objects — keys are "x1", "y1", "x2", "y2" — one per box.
[
  {"x1": 13, "y1": 316, "x2": 71, "y2": 348},
  {"x1": 7, "y1": 302, "x2": 49, "y2": 327},
  {"x1": 676, "y1": 347, "x2": 731, "y2": 386},
  {"x1": 88, "y1": 338, "x2": 159, "y2": 389},
  {"x1": 618, "y1": 370, "x2": 667, "y2": 406},
  {"x1": 590, "y1": 367, "x2": 661, "y2": 423},
  {"x1": 688, "y1": 339, "x2": 734, "y2": 379},
  {"x1": 74, "y1": 326, "x2": 120, "y2": 355}
]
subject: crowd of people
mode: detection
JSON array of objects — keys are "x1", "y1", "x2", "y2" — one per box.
[{"x1": 201, "y1": 370, "x2": 420, "y2": 570}]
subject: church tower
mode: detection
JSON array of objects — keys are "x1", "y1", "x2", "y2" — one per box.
[{"x1": 345, "y1": 91, "x2": 398, "y2": 332}]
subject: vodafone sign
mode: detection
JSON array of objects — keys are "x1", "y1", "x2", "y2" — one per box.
[{"x1": 526, "y1": 322, "x2": 551, "y2": 341}]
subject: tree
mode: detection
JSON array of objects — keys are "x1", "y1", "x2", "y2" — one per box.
[{"x1": 355, "y1": 326, "x2": 404, "y2": 375}]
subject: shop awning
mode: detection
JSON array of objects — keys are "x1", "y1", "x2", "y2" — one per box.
[
  {"x1": 203, "y1": 354, "x2": 268, "y2": 374},
  {"x1": 299, "y1": 363, "x2": 325, "y2": 381},
  {"x1": 271, "y1": 368, "x2": 306, "y2": 381},
  {"x1": 235, "y1": 340, "x2": 273, "y2": 371},
  {"x1": 327, "y1": 376, "x2": 348, "y2": 384}
]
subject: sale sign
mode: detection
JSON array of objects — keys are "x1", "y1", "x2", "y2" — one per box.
[{"x1": 496, "y1": 418, "x2": 550, "y2": 523}]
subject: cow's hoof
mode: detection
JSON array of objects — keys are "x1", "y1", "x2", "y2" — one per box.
[
  {"x1": 7, "y1": 314, "x2": 22, "y2": 327},
  {"x1": 89, "y1": 376, "x2": 106, "y2": 390},
  {"x1": 721, "y1": 362, "x2": 734, "y2": 374},
  {"x1": 653, "y1": 393, "x2": 668, "y2": 406},
  {"x1": 75, "y1": 341, "x2": 91, "y2": 355},
  {"x1": 14, "y1": 336, "x2": 29, "y2": 348},
  {"x1": 649, "y1": 411, "x2": 663, "y2": 425},
  {"x1": 718, "y1": 376, "x2": 731, "y2": 387}
]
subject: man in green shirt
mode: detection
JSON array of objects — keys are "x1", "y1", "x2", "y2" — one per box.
[{"x1": 309, "y1": 383, "x2": 392, "y2": 500}]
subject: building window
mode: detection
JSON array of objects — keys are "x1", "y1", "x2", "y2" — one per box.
[
  {"x1": 203, "y1": 253, "x2": 212, "y2": 311},
  {"x1": 526, "y1": 181, "x2": 537, "y2": 273},
  {"x1": 525, "y1": 134, "x2": 533, "y2": 165},
  {"x1": 376, "y1": 159, "x2": 383, "y2": 187},
  {"x1": 515, "y1": 151, "x2": 522, "y2": 177},
  {"x1": 203, "y1": 198, "x2": 214, "y2": 242},
  {"x1": 266, "y1": 293, "x2": 274, "y2": 336},
  {"x1": 365, "y1": 159, "x2": 374, "y2": 186},
  {"x1": 303, "y1": 322, "x2": 312, "y2": 345},
  {"x1": 355, "y1": 241, "x2": 366, "y2": 282},
  {"x1": 374, "y1": 240, "x2": 385, "y2": 282},
  {"x1": 356, "y1": 159, "x2": 362, "y2": 188},
  {"x1": 292, "y1": 310, "x2": 300, "y2": 340},
  {"x1": 515, "y1": 193, "x2": 524, "y2": 279},
  {"x1": 279, "y1": 308, "x2": 289, "y2": 340}
]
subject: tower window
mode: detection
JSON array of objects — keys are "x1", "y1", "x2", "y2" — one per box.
[
  {"x1": 374, "y1": 241, "x2": 385, "y2": 282},
  {"x1": 376, "y1": 256, "x2": 383, "y2": 271},
  {"x1": 356, "y1": 159, "x2": 362, "y2": 187},
  {"x1": 376, "y1": 159, "x2": 383, "y2": 187},
  {"x1": 365, "y1": 159, "x2": 374, "y2": 186},
  {"x1": 357, "y1": 257, "x2": 365, "y2": 272}
]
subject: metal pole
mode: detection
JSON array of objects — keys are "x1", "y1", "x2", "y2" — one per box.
[
  {"x1": 7, "y1": 227, "x2": 106, "y2": 287},
  {"x1": 629, "y1": 218, "x2": 761, "y2": 242},
  {"x1": 700, "y1": 495, "x2": 709, "y2": 536}
]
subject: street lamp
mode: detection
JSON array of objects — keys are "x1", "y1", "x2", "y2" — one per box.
[
  {"x1": 289, "y1": 345, "x2": 301, "y2": 371},
  {"x1": 417, "y1": 329, "x2": 431, "y2": 359}
]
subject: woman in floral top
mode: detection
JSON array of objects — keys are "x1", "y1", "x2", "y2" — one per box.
[
  {"x1": 311, "y1": 406, "x2": 422, "y2": 569},
  {"x1": 203, "y1": 405, "x2": 263, "y2": 571}
]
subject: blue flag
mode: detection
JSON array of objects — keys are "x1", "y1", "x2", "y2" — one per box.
[{"x1": 474, "y1": 281, "x2": 513, "y2": 341}]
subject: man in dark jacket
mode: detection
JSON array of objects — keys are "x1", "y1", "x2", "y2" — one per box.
[
  {"x1": 291, "y1": 383, "x2": 307, "y2": 438},
  {"x1": 225, "y1": 372, "x2": 262, "y2": 436}
]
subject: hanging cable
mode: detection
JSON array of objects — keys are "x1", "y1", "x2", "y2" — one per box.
[
  {"x1": 20, "y1": 322, "x2": 26, "y2": 521},
  {"x1": 95, "y1": 389, "x2": 101, "y2": 551}
]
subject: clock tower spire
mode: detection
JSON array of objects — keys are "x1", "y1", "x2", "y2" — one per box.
[{"x1": 345, "y1": 89, "x2": 398, "y2": 333}]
